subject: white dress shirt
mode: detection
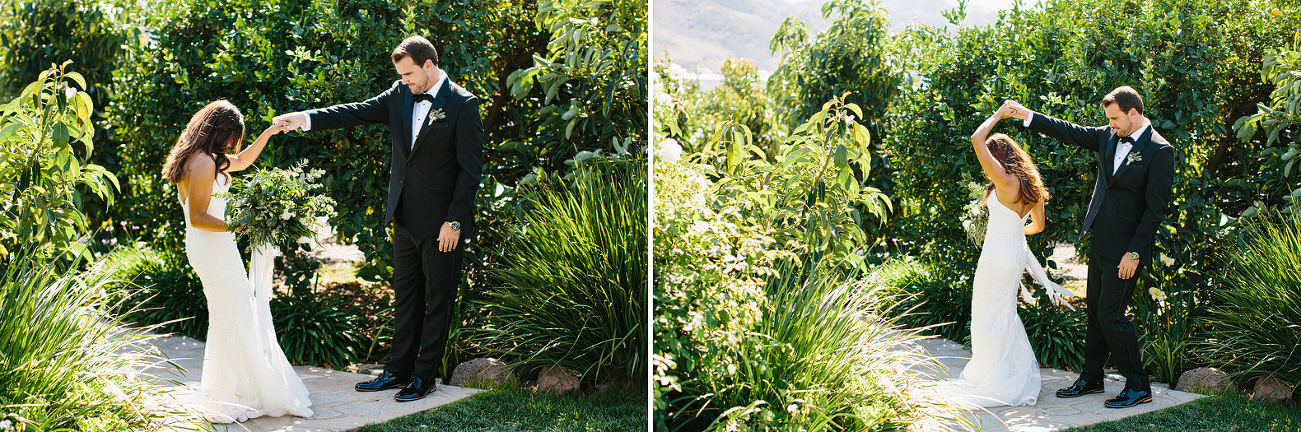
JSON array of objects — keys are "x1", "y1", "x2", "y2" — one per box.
[
  {"x1": 410, "y1": 75, "x2": 447, "y2": 150},
  {"x1": 301, "y1": 74, "x2": 448, "y2": 152},
  {"x1": 1023, "y1": 112, "x2": 1149, "y2": 174},
  {"x1": 1113, "y1": 123, "x2": 1149, "y2": 174}
]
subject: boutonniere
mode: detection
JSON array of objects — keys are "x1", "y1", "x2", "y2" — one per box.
[
  {"x1": 428, "y1": 108, "x2": 446, "y2": 125},
  {"x1": 1127, "y1": 152, "x2": 1142, "y2": 164}
]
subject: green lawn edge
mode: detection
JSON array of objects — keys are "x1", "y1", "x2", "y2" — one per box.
[
  {"x1": 348, "y1": 384, "x2": 647, "y2": 432},
  {"x1": 1063, "y1": 391, "x2": 1301, "y2": 432}
]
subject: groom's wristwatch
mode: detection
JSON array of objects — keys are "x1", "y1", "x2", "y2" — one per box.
[
  {"x1": 1128, "y1": 252, "x2": 1140, "y2": 261},
  {"x1": 448, "y1": 221, "x2": 461, "y2": 231}
]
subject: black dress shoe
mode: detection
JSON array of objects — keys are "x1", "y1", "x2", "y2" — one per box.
[
  {"x1": 1056, "y1": 379, "x2": 1105, "y2": 398},
  {"x1": 355, "y1": 371, "x2": 409, "y2": 392},
  {"x1": 394, "y1": 377, "x2": 436, "y2": 402},
  {"x1": 1104, "y1": 387, "x2": 1152, "y2": 408}
]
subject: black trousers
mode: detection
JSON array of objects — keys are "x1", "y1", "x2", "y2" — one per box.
[
  {"x1": 1080, "y1": 253, "x2": 1150, "y2": 392},
  {"x1": 386, "y1": 217, "x2": 462, "y2": 382}
]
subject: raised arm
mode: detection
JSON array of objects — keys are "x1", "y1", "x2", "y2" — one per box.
[
  {"x1": 1025, "y1": 200, "x2": 1046, "y2": 235},
  {"x1": 226, "y1": 123, "x2": 287, "y2": 172},
  {"x1": 274, "y1": 81, "x2": 399, "y2": 132},
  {"x1": 1004, "y1": 100, "x2": 1107, "y2": 153},
  {"x1": 971, "y1": 105, "x2": 1018, "y2": 190}
]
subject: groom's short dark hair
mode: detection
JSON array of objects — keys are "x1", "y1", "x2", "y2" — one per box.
[
  {"x1": 392, "y1": 36, "x2": 439, "y2": 67},
  {"x1": 1102, "y1": 86, "x2": 1144, "y2": 115}
]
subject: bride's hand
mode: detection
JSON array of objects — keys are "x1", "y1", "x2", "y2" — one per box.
[{"x1": 264, "y1": 122, "x2": 289, "y2": 136}]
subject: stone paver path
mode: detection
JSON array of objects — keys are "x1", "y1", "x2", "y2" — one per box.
[
  {"x1": 911, "y1": 338, "x2": 1204, "y2": 431},
  {"x1": 133, "y1": 334, "x2": 481, "y2": 431}
]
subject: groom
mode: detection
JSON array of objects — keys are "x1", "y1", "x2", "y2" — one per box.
[
  {"x1": 1004, "y1": 87, "x2": 1174, "y2": 408},
  {"x1": 274, "y1": 35, "x2": 483, "y2": 402}
]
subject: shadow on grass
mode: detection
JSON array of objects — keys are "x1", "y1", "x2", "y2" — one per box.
[
  {"x1": 1063, "y1": 391, "x2": 1301, "y2": 432},
  {"x1": 348, "y1": 383, "x2": 647, "y2": 432}
]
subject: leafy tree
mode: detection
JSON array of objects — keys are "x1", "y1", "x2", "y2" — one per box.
[
  {"x1": 0, "y1": 0, "x2": 137, "y2": 231},
  {"x1": 506, "y1": 0, "x2": 648, "y2": 177},
  {"x1": 0, "y1": 63, "x2": 118, "y2": 261}
]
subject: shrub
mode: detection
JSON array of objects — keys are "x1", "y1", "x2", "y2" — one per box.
[
  {"x1": 1019, "y1": 297, "x2": 1087, "y2": 372},
  {"x1": 107, "y1": 245, "x2": 208, "y2": 340},
  {"x1": 0, "y1": 248, "x2": 207, "y2": 431},
  {"x1": 876, "y1": 258, "x2": 973, "y2": 345},
  {"x1": 472, "y1": 155, "x2": 647, "y2": 384},
  {"x1": 271, "y1": 293, "x2": 366, "y2": 369},
  {"x1": 1204, "y1": 210, "x2": 1301, "y2": 389}
]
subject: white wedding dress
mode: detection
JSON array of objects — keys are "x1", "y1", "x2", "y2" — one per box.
[
  {"x1": 180, "y1": 174, "x2": 314, "y2": 423},
  {"x1": 938, "y1": 189, "x2": 1071, "y2": 408}
]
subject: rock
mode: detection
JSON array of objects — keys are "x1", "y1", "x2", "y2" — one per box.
[
  {"x1": 448, "y1": 358, "x2": 515, "y2": 387},
  {"x1": 1175, "y1": 367, "x2": 1232, "y2": 393},
  {"x1": 1251, "y1": 376, "x2": 1294, "y2": 403},
  {"x1": 536, "y1": 365, "x2": 580, "y2": 394}
]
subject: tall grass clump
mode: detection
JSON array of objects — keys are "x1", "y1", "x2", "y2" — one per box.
[
  {"x1": 0, "y1": 248, "x2": 209, "y2": 431},
  {"x1": 472, "y1": 156, "x2": 647, "y2": 385},
  {"x1": 1204, "y1": 210, "x2": 1301, "y2": 389}
]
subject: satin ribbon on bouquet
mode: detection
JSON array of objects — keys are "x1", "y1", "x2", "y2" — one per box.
[
  {"x1": 248, "y1": 244, "x2": 279, "y2": 360},
  {"x1": 1019, "y1": 243, "x2": 1076, "y2": 311}
]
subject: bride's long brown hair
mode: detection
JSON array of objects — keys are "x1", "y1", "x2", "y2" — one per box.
[
  {"x1": 161, "y1": 100, "x2": 245, "y2": 183},
  {"x1": 981, "y1": 133, "x2": 1049, "y2": 205}
]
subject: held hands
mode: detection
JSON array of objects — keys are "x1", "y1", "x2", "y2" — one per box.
[
  {"x1": 271, "y1": 112, "x2": 308, "y2": 131},
  {"x1": 437, "y1": 222, "x2": 461, "y2": 252},
  {"x1": 1002, "y1": 100, "x2": 1030, "y2": 121}
]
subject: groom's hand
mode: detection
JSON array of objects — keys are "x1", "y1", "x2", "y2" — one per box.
[
  {"x1": 437, "y1": 222, "x2": 461, "y2": 252},
  {"x1": 1118, "y1": 254, "x2": 1139, "y2": 279},
  {"x1": 272, "y1": 112, "x2": 307, "y2": 131},
  {"x1": 1003, "y1": 100, "x2": 1030, "y2": 121}
]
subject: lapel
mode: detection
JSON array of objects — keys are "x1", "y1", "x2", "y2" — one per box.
[
  {"x1": 1108, "y1": 126, "x2": 1151, "y2": 188},
  {"x1": 1102, "y1": 135, "x2": 1118, "y2": 184},
  {"x1": 408, "y1": 79, "x2": 451, "y2": 161},
  {"x1": 401, "y1": 91, "x2": 414, "y2": 159}
]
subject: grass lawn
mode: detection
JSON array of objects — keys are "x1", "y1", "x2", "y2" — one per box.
[
  {"x1": 349, "y1": 384, "x2": 646, "y2": 432},
  {"x1": 1064, "y1": 392, "x2": 1301, "y2": 432}
]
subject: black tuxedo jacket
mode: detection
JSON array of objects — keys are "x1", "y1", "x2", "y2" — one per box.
[
  {"x1": 308, "y1": 79, "x2": 484, "y2": 239},
  {"x1": 1027, "y1": 113, "x2": 1175, "y2": 264}
]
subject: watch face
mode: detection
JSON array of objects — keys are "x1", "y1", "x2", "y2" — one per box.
[
  {"x1": 450, "y1": 221, "x2": 461, "y2": 230},
  {"x1": 1129, "y1": 252, "x2": 1139, "y2": 260}
]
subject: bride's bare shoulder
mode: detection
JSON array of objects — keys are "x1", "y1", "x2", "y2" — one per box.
[{"x1": 184, "y1": 153, "x2": 217, "y2": 177}]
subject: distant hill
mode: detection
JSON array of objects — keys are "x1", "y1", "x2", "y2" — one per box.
[{"x1": 653, "y1": 0, "x2": 1003, "y2": 73}]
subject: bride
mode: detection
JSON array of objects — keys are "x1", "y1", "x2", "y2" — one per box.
[
  {"x1": 937, "y1": 103, "x2": 1073, "y2": 408},
  {"x1": 160, "y1": 100, "x2": 314, "y2": 423}
]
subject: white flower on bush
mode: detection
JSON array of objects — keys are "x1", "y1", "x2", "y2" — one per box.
[
  {"x1": 658, "y1": 138, "x2": 682, "y2": 163},
  {"x1": 0, "y1": 419, "x2": 11, "y2": 430},
  {"x1": 280, "y1": 210, "x2": 295, "y2": 220},
  {"x1": 1159, "y1": 253, "x2": 1175, "y2": 267},
  {"x1": 1148, "y1": 287, "x2": 1167, "y2": 302},
  {"x1": 655, "y1": 93, "x2": 673, "y2": 106}
]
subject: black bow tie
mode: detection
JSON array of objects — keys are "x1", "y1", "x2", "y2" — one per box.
[
  {"x1": 1118, "y1": 136, "x2": 1135, "y2": 144},
  {"x1": 414, "y1": 93, "x2": 436, "y2": 104}
]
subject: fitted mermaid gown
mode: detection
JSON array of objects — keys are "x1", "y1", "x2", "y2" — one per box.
[
  {"x1": 181, "y1": 174, "x2": 313, "y2": 423},
  {"x1": 939, "y1": 190, "x2": 1068, "y2": 407}
]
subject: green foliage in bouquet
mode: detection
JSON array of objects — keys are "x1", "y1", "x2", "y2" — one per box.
[
  {"x1": 473, "y1": 155, "x2": 647, "y2": 384},
  {"x1": 1204, "y1": 210, "x2": 1301, "y2": 391},
  {"x1": 218, "y1": 163, "x2": 334, "y2": 254},
  {"x1": 0, "y1": 62, "x2": 118, "y2": 262},
  {"x1": 271, "y1": 293, "x2": 365, "y2": 369},
  {"x1": 1, "y1": 247, "x2": 208, "y2": 431}
]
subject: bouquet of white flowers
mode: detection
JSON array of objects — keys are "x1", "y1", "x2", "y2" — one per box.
[{"x1": 217, "y1": 163, "x2": 335, "y2": 253}]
